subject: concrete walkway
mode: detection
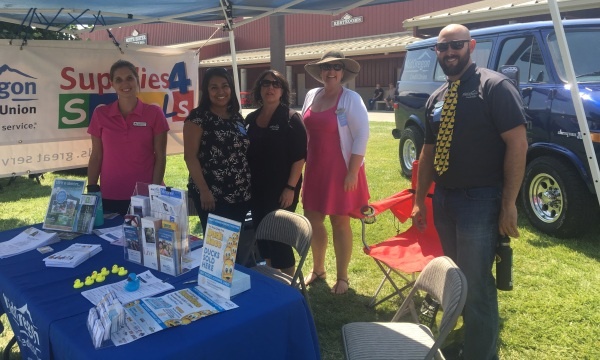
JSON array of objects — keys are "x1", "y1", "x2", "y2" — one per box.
[{"x1": 241, "y1": 108, "x2": 395, "y2": 122}]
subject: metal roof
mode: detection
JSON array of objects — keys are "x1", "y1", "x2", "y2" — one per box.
[
  {"x1": 199, "y1": 32, "x2": 420, "y2": 66},
  {"x1": 403, "y1": 0, "x2": 600, "y2": 30}
]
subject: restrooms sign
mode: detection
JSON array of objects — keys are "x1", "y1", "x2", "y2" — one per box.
[{"x1": 0, "y1": 40, "x2": 198, "y2": 178}]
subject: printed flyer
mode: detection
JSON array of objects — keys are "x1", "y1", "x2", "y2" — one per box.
[
  {"x1": 43, "y1": 179, "x2": 86, "y2": 231},
  {"x1": 111, "y1": 286, "x2": 237, "y2": 346},
  {"x1": 197, "y1": 214, "x2": 242, "y2": 299}
]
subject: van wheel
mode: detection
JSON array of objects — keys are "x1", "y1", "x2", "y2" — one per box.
[
  {"x1": 399, "y1": 126, "x2": 423, "y2": 178},
  {"x1": 521, "y1": 156, "x2": 596, "y2": 238}
]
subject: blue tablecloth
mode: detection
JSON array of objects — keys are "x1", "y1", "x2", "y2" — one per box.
[{"x1": 0, "y1": 219, "x2": 320, "y2": 360}]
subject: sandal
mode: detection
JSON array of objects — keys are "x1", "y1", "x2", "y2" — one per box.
[
  {"x1": 331, "y1": 278, "x2": 349, "y2": 295},
  {"x1": 304, "y1": 271, "x2": 326, "y2": 286}
]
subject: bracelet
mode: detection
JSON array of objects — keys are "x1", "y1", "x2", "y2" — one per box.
[
  {"x1": 87, "y1": 184, "x2": 101, "y2": 193},
  {"x1": 285, "y1": 184, "x2": 295, "y2": 191}
]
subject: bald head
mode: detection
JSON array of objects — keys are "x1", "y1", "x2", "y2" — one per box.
[{"x1": 438, "y1": 24, "x2": 471, "y2": 42}]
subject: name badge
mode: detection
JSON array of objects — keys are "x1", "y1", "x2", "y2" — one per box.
[
  {"x1": 337, "y1": 112, "x2": 348, "y2": 127},
  {"x1": 133, "y1": 122, "x2": 147, "y2": 127}
]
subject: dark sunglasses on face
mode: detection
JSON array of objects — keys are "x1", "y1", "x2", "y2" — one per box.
[
  {"x1": 434, "y1": 40, "x2": 470, "y2": 52},
  {"x1": 260, "y1": 79, "x2": 282, "y2": 88},
  {"x1": 319, "y1": 63, "x2": 344, "y2": 71}
]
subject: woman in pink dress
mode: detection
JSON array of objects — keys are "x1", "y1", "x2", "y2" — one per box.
[{"x1": 301, "y1": 50, "x2": 370, "y2": 294}]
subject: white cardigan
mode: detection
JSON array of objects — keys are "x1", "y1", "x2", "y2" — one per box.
[{"x1": 301, "y1": 87, "x2": 369, "y2": 168}]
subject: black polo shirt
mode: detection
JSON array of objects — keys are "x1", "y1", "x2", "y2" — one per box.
[{"x1": 424, "y1": 63, "x2": 526, "y2": 189}]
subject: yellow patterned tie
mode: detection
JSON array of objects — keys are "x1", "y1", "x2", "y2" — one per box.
[{"x1": 434, "y1": 80, "x2": 460, "y2": 176}]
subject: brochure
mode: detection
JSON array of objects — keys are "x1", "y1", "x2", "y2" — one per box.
[
  {"x1": 74, "y1": 194, "x2": 98, "y2": 234},
  {"x1": 81, "y1": 270, "x2": 174, "y2": 305},
  {"x1": 197, "y1": 214, "x2": 242, "y2": 299},
  {"x1": 43, "y1": 179, "x2": 97, "y2": 234},
  {"x1": 123, "y1": 214, "x2": 143, "y2": 264},
  {"x1": 93, "y1": 225, "x2": 124, "y2": 244},
  {"x1": 0, "y1": 227, "x2": 60, "y2": 258},
  {"x1": 43, "y1": 243, "x2": 102, "y2": 268},
  {"x1": 111, "y1": 285, "x2": 237, "y2": 346}
]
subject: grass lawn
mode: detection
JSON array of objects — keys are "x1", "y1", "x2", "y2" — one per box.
[{"x1": 1, "y1": 121, "x2": 600, "y2": 359}]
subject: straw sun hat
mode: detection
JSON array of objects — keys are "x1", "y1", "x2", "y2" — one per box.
[{"x1": 304, "y1": 50, "x2": 360, "y2": 84}]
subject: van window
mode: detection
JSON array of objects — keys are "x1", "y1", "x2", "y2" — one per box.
[
  {"x1": 432, "y1": 40, "x2": 493, "y2": 82},
  {"x1": 401, "y1": 48, "x2": 436, "y2": 81},
  {"x1": 548, "y1": 30, "x2": 600, "y2": 82},
  {"x1": 472, "y1": 40, "x2": 493, "y2": 68},
  {"x1": 497, "y1": 36, "x2": 548, "y2": 84}
]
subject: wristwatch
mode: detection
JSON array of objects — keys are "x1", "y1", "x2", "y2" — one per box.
[{"x1": 285, "y1": 184, "x2": 295, "y2": 191}]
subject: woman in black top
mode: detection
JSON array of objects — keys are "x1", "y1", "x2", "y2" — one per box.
[
  {"x1": 183, "y1": 67, "x2": 251, "y2": 238},
  {"x1": 246, "y1": 70, "x2": 307, "y2": 276}
]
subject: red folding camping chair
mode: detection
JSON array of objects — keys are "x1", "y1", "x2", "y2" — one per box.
[{"x1": 358, "y1": 161, "x2": 444, "y2": 308}]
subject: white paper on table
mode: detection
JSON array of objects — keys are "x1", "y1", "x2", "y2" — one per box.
[
  {"x1": 81, "y1": 270, "x2": 174, "y2": 305},
  {"x1": 0, "y1": 228, "x2": 59, "y2": 258},
  {"x1": 111, "y1": 285, "x2": 238, "y2": 346},
  {"x1": 93, "y1": 225, "x2": 124, "y2": 244}
]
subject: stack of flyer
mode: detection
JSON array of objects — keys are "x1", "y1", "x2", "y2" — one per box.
[
  {"x1": 0, "y1": 227, "x2": 60, "y2": 258},
  {"x1": 43, "y1": 243, "x2": 102, "y2": 268}
]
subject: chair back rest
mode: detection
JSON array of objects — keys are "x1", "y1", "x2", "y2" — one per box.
[
  {"x1": 255, "y1": 210, "x2": 313, "y2": 285},
  {"x1": 411, "y1": 160, "x2": 435, "y2": 196},
  {"x1": 413, "y1": 256, "x2": 467, "y2": 338},
  {"x1": 255, "y1": 210, "x2": 312, "y2": 254}
]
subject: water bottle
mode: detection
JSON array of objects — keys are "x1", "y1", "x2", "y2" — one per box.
[
  {"x1": 419, "y1": 294, "x2": 440, "y2": 329},
  {"x1": 496, "y1": 235, "x2": 513, "y2": 291},
  {"x1": 87, "y1": 184, "x2": 104, "y2": 227}
]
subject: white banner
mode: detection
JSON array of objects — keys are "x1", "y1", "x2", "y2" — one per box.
[{"x1": 0, "y1": 40, "x2": 198, "y2": 178}]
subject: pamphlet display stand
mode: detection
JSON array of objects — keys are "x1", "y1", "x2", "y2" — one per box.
[{"x1": 123, "y1": 182, "x2": 191, "y2": 276}]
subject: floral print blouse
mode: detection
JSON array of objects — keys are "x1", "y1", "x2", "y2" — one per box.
[{"x1": 186, "y1": 108, "x2": 251, "y2": 204}]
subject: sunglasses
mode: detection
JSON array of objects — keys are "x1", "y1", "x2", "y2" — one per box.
[
  {"x1": 260, "y1": 79, "x2": 282, "y2": 88},
  {"x1": 434, "y1": 40, "x2": 470, "y2": 52},
  {"x1": 319, "y1": 63, "x2": 345, "y2": 71}
]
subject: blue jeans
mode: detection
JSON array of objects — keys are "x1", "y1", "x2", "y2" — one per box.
[{"x1": 433, "y1": 186, "x2": 501, "y2": 360}]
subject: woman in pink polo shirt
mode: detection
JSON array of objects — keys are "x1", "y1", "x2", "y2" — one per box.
[{"x1": 87, "y1": 60, "x2": 169, "y2": 216}]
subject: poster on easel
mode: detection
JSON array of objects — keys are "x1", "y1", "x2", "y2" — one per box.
[{"x1": 197, "y1": 214, "x2": 242, "y2": 299}]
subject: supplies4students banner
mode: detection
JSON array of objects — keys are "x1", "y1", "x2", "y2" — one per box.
[{"x1": 0, "y1": 40, "x2": 198, "y2": 178}]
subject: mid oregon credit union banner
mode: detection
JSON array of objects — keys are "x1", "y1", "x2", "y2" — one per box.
[{"x1": 0, "y1": 40, "x2": 198, "y2": 178}]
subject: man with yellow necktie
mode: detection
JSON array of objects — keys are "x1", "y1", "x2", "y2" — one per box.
[{"x1": 411, "y1": 24, "x2": 528, "y2": 360}]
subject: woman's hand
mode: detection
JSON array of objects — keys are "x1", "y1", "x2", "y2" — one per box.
[
  {"x1": 199, "y1": 189, "x2": 215, "y2": 211},
  {"x1": 344, "y1": 172, "x2": 358, "y2": 192},
  {"x1": 279, "y1": 188, "x2": 294, "y2": 209}
]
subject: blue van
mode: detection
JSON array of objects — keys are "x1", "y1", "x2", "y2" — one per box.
[{"x1": 393, "y1": 19, "x2": 600, "y2": 238}]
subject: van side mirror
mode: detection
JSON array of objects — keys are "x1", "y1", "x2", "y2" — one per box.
[{"x1": 499, "y1": 65, "x2": 520, "y2": 88}]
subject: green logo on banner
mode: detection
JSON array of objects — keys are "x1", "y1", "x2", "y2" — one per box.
[{"x1": 58, "y1": 94, "x2": 90, "y2": 129}]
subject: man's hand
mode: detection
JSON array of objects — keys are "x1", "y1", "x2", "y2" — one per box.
[
  {"x1": 499, "y1": 203, "x2": 519, "y2": 238},
  {"x1": 411, "y1": 202, "x2": 428, "y2": 232}
]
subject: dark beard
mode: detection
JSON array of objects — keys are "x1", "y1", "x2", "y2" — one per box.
[{"x1": 439, "y1": 50, "x2": 470, "y2": 77}]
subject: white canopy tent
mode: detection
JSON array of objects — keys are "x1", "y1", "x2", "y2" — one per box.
[{"x1": 0, "y1": 0, "x2": 406, "y2": 103}]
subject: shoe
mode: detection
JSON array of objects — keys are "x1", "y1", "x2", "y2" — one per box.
[
  {"x1": 331, "y1": 278, "x2": 349, "y2": 295},
  {"x1": 304, "y1": 271, "x2": 326, "y2": 286},
  {"x1": 441, "y1": 342, "x2": 464, "y2": 360}
]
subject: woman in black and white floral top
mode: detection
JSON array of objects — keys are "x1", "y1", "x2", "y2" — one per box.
[{"x1": 184, "y1": 67, "x2": 251, "y2": 240}]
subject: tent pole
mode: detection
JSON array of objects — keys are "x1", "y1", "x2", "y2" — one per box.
[
  {"x1": 228, "y1": 30, "x2": 242, "y2": 111},
  {"x1": 547, "y1": 0, "x2": 600, "y2": 208}
]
